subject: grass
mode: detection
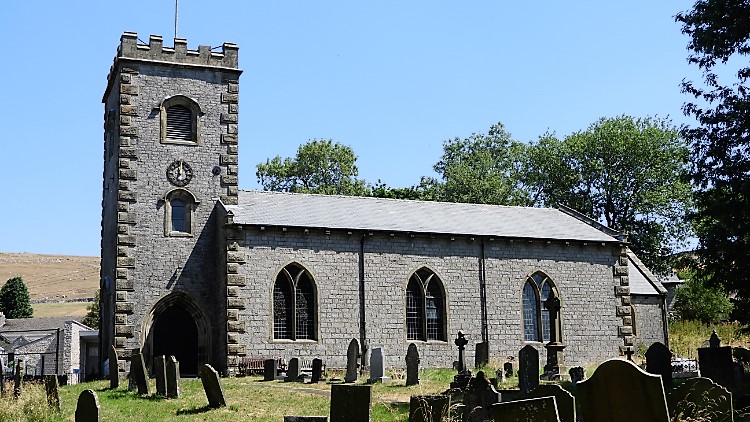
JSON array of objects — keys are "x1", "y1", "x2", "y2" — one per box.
[
  {"x1": 32, "y1": 302, "x2": 89, "y2": 318},
  {"x1": 668, "y1": 320, "x2": 750, "y2": 359}
]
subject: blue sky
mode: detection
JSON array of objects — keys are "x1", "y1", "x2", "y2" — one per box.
[{"x1": 0, "y1": 1, "x2": 698, "y2": 257}]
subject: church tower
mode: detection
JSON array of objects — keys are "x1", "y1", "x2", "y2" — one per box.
[{"x1": 100, "y1": 33, "x2": 241, "y2": 375}]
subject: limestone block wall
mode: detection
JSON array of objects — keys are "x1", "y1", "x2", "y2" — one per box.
[{"x1": 631, "y1": 295, "x2": 666, "y2": 349}]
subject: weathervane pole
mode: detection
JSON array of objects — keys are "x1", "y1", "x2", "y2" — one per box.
[{"x1": 174, "y1": 0, "x2": 179, "y2": 40}]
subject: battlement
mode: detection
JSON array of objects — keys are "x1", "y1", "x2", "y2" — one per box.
[{"x1": 113, "y1": 32, "x2": 238, "y2": 69}]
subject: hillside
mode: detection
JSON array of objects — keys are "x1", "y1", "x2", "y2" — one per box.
[{"x1": 0, "y1": 252, "x2": 99, "y2": 304}]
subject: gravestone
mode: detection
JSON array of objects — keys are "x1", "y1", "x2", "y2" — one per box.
[
  {"x1": 345, "y1": 338, "x2": 360, "y2": 383},
  {"x1": 645, "y1": 342, "x2": 673, "y2": 389},
  {"x1": 475, "y1": 341, "x2": 489, "y2": 369},
  {"x1": 166, "y1": 355, "x2": 180, "y2": 398},
  {"x1": 330, "y1": 384, "x2": 371, "y2": 422},
  {"x1": 450, "y1": 331, "x2": 472, "y2": 389},
  {"x1": 368, "y1": 347, "x2": 390, "y2": 383},
  {"x1": 578, "y1": 358, "x2": 669, "y2": 422},
  {"x1": 264, "y1": 358, "x2": 277, "y2": 381},
  {"x1": 503, "y1": 361, "x2": 514, "y2": 379},
  {"x1": 109, "y1": 346, "x2": 119, "y2": 389},
  {"x1": 667, "y1": 377, "x2": 732, "y2": 422},
  {"x1": 568, "y1": 366, "x2": 584, "y2": 385},
  {"x1": 0, "y1": 361, "x2": 5, "y2": 395},
  {"x1": 200, "y1": 364, "x2": 227, "y2": 408},
  {"x1": 409, "y1": 395, "x2": 450, "y2": 422},
  {"x1": 154, "y1": 355, "x2": 167, "y2": 395},
  {"x1": 284, "y1": 417, "x2": 328, "y2": 422},
  {"x1": 698, "y1": 336, "x2": 734, "y2": 390},
  {"x1": 286, "y1": 358, "x2": 301, "y2": 382},
  {"x1": 131, "y1": 351, "x2": 149, "y2": 395},
  {"x1": 518, "y1": 345, "x2": 539, "y2": 395},
  {"x1": 311, "y1": 358, "x2": 323, "y2": 383},
  {"x1": 75, "y1": 389, "x2": 101, "y2": 422},
  {"x1": 462, "y1": 371, "x2": 500, "y2": 422},
  {"x1": 525, "y1": 384, "x2": 575, "y2": 422},
  {"x1": 490, "y1": 396, "x2": 560, "y2": 422},
  {"x1": 495, "y1": 368, "x2": 506, "y2": 383},
  {"x1": 542, "y1": 295, "x2": 566, "y2": 380},
  {"x1": 13, "y1": 359, "x2": 24, "y2": 398},
  {"x1": 406, "y1": 343, "x2": 420, "y2": 386},
  {"x1": 44, "y1": 374, "x2": 61, "y2": 411}
]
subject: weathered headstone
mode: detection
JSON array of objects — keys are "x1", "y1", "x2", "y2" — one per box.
[
  {"x1": 578, "y1": 358, "x2": 669, "y2": 422},
  {"x1": 311, "y1": 358, "x2": 323, "y2": 383},
  {"x1": 645, "y1": 342, "x2": 673, "y2": 389},
  {"x1": 490, "y1": 396, "x2": 560, "y2": 422},
  {"x1": 475, "y1": 341, "x2": 489, "y2": 369},
  {"x1": 109, "y1": 346, "x2": 119, "y2": 389},
  {"x1": 518, "y1": 345, "x2": 539, "y2": 395},
  {"x1": 0, "y1": 361, "x2": 5, "y2": 396},
  {"x1": 284, "y1": 417, "x2": 328, "y2": 422},
  {"x1": 345, "y1": 338, "x2": 360, "y2": 383},
  {"x1": 13, "y1": 359, "x2": 24, "y2": 399},
  {"x1": 667, "y1": 377, "x2": 732, "y2": 422},
  {"x1": 330, "y1": 384, "x2": 371, "y2": 422},
  {"x1": 710, "y1": 330, "x2": 721, "y2": 348},
  {"x1": 525, "y1": 384, "x2": 575, "y2": 422},
  {"x1": 698, "y1": 341, "x2": 735, "y2": 390},
  {"x1": 368, "y1": 347, "x2": 390, "y2": 383},
  {"x1": 450, "y1": 331, "x2": 472, "y2": 389},
  {"x1": 568, "y1": 366, "x2": 584, "y2": 385},
  {"x1": 503, "y1": 361, "x2": 514, "y2": 379},
  {"x1": 166, "y1": 355, "x2": 180, "y2": 398},
  {"x1": 154, "y1": 355, "x2": 167, "y2": 395},
  {"x1": 200, "y1": 364, "x2": 227, "y2": 408},
  {"x1": 75, "y1": 389, "x2": 101, "y2": 422},
  {"x1": 406, "y1": 343, "x2": 420, "y2": 386},
  {"x1": 285, "y1": 358, "x2": 300, "y2": 382},
  {"x1": 44, "y1": 374, "x2": 61, "y2": 411},
  {"x1": 462, "y1": 371, "x2": 500, "y2": 422},
  {"x1": 409, "y1": 395, "x2": 450, "y2": 422},
  {"x1": 131, "y1": 351, "x2": 149, "y2": 395},
  {"x1": 264, "y1": 358, "x2": 277, "y2": 381}
]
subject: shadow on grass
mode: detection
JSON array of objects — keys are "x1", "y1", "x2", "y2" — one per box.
[
  {"x1": 176, "y1": 405, "x2": 214, "y2": 415},
  {"x1": 99, "y1": 389, "x2": 167, "y2": 402}
]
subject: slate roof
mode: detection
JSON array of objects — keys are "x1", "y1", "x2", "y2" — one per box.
[
  {"x1": 223, "y1": 190, "x2": 621, "y2": 243},
  {"x1": 627, "y1": 250, "x2": 667, "y2": 296}
]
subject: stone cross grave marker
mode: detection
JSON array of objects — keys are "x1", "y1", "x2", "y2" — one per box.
[
  {"x1": 518, "y1": 344, "x2": 539, "y2": 395},
  {"x1": 450, "y1": 331, "x2": 472, "y2": 389},
  {"x1": 568, "y1": 366, "x2": 584, "y2": 385},
  {"x1": 524, "y1": 384, "x2": 575, "y2": 422},
  {"x1": 200, "y1": 364, "x2": 227, "y2": 408},
  {"x1": 131, "y1": 351, "x2": 149, "y2": 395},
  {"x1": 345, "y1": 338, "x2": 360, "y2": 383},
  {"x1": 74, "y1": 389, "x2": 101, "y2": 422},
  {"x1": 463, "y1": 371, "x2": 500, "y2": 422},
  {"x1": 154, "y1": 355, "x2": 167, "y2": 395},
  {"x1": 330, "y1": 384, "x2": 372, "y2": 422},
  {"x1": 646, "y1": 341, "x2": 673, "y2": 389},
  {"x1": 406, "y1": 343, "x2": 420, "y2": 386},
  {"x1": 109, "y1": 346, "x2": 119, "y2": 389},
  {"x1": 409, "y1": 395, "x2": 450, "y2": 422},
  {"x1": 13, "y1": 359, "x2": 24, "y2": 398},
  {"x1": 285, "y1": 357, "x2": 300, "y2": 382},
  {"x1": 166, "y1": 355, "x2": 180, "y2": 398},
  {"x1": 667, "y1": 377, "x2": 733, "y2": 422},
  {"x1": 503, "y1": 361, "x2": 514, "y2": 379},
  {"x1": 475, "y1": 341, "x2": 489, "y2": 369},
  {"x1": 578, "y1": 358, "x2": 669, "y2": 422},
  {"x1": 490, "y1": 396, "x2": 560, "y2": 422},
  {"x1": 44, "y1": 375, "x2": 61, "y2": 411},
  {"x1": 264, "y1": 358, "x2": 277, "y2": 381},
  {"x1": 368, "y1": 347, "x2": 390, "y2": 383},
  {"x1": 311, "y1": 358, "x2": 323, "y2": 383},
  {"x1": 698, "y1": 339, "x2": 735, "y2": 390}
]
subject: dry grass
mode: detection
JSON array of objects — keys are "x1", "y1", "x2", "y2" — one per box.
[
  {"x1": 0, "y1": 252, "x2": 98, "y2": 301},
  {"x1": 32, "y1": 302, "x2": 90, "y2": 318}
]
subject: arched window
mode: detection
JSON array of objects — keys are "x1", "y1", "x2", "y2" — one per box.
[
  {"x1": 521, "y1": 272, "x2": 559, "y2": 342},
  {"x1": 406, "y1": 268, "x2": 446, "y2": 341},
  {"x1": 171, "y1": 199, "x2": 187, "y2": 232},
  {"x1": 273, "y1": 264, "x2": 317, "y2": 341},
  {"x1": 160, "y1": 95, "x2": 202, "y2": 144},
  {"x1": 163, "y1": 189, "x2": 198, "y2": 237}
]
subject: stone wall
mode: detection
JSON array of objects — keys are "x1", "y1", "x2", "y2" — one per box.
[{"x1": 631, "y1": 295, "x2": 666, "y2": 349}]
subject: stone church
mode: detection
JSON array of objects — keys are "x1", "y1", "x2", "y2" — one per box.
[{"x1": 100, "y1": 33, "x2": 668, "y2": 376}]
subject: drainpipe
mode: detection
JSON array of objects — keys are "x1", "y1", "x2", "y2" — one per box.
[
  {"x1": 359, "y1": 234, "x2": 368, "y2": 370},
  {"x1": 661, "y1": 293, "x2": 669, "y2": 349},
  {"x1": 480, "y1": 239, "x2": 488, "y2": 343}
]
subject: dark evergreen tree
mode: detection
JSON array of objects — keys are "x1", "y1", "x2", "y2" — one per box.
[
  {"x1": 81, "y1": 290, "x2": 100, "y2": 329},
  {"x1": 0, "y1": 276, "x2": 33, "y2": 319}
]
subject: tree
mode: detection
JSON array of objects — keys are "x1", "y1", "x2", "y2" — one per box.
[
  {"x1": 432, "y1": 123, "x2": 531, "y2": 205},
  {"x1": 524, "y1": 116, "x2": 692, "y2": 274},
  {"x1": 256, "y1": 139, "x2": 369, "y2": 196},
  {"x1": 673, "y1": 275, "x2": 733, "y2": 323},
  {"x1": 370, "y1": 177, "x2": 438, "y2": 201},
  {"x1": 676, "y1": 1, "x2": 750, "y2": 326},
  {"x1": 81, "y1": 290, "x2": 100, "y2": 329},
  {"x1": 0, "y1": 277, "x2": 33, "y2": 319}
]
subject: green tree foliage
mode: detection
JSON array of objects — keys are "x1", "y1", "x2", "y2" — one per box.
[
  {"x1": 370, "y1": 177, "x2": 438, "y2": 201},
  {"x1": 256, "y1": 139, "x2": 369, "y2": 196},
  {"x1": 81, "y1": 290, "x2": 100, "y2": 329},
  {"x1": 676, "y1": 1, "x2": 750, "y2": 325},
  {"x1": 673, "y1": 275, "x2": 733, "y2": 323},
  {"x1": 0, "y1": 277, "x2": 33, "y2": 319},
  {"x1": 432, "y1": 123, "x2": 531, "y2": 205},
  {"x1": 525, "y1": 116, "x2": 692, "y2": 274}
]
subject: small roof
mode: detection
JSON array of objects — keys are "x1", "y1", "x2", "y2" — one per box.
[
  {"x1": 224, "y1": 190, "x2": 621, "y2": 243},
  {"x1": 628, "y1": 250, "x2": 667, "y2": 296}
]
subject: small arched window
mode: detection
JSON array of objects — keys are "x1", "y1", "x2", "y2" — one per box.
[
  {"x1": 171, "y1": 199, "x2": 187, "y2": 232},
  {"x1": 406, "y1": 268, "x2": 446, "y2": 341},
  {"x1": 160, "y1": 95, "x2": 202, "y2": 144},
  {"x1": 273, "y1": 264, "x2": 317, "y2": 341},
  {"x1": 163, "y1": 189, "x2": 198, "y2": 237},
  {"x1": 521, "y1": 272, "x2": 559, "y2": 342}
]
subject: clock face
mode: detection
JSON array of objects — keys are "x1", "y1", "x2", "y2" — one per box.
[{"x1": 166, "y1": 160, "x2": 194, "y2": 187}]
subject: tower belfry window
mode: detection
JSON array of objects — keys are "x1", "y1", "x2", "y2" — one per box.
[
  {"x1": 159, "y1": 95, "x2": 202, "y2": 145},
  {"x1": 166, "y1": 105, "x2": 193, "y2": 141}
]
